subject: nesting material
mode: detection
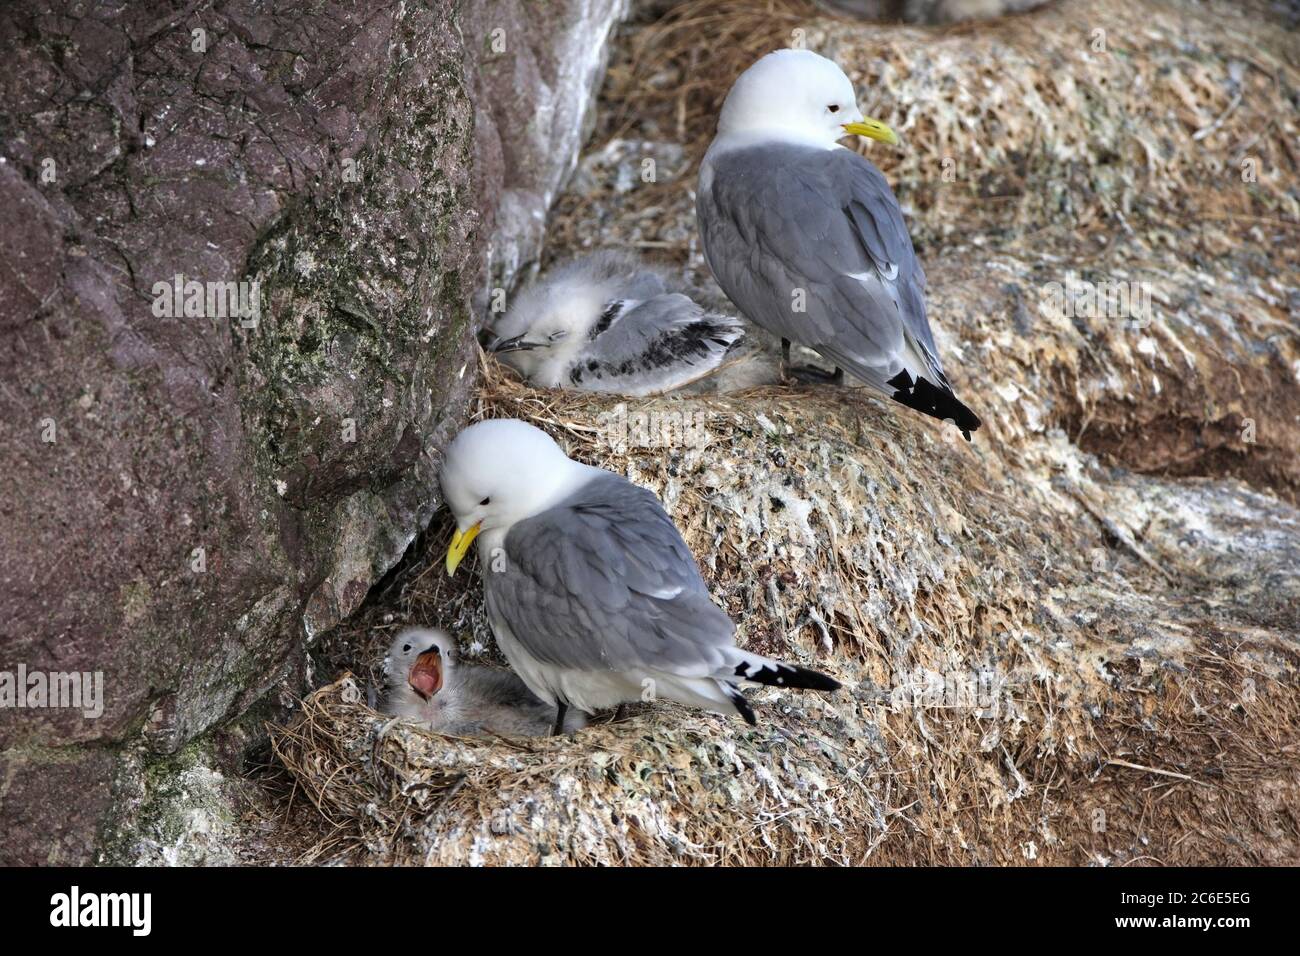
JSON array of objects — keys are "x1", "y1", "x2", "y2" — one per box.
[{"x1": 273, "y1": 362, "x2": 1299, "y2": 865}]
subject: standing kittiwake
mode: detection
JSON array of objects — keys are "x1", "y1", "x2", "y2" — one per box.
[
  {"x1": 440, "y1": 418, "x2": 840, "y2": 733},
  {"x1": 383, "y1": 627, "x2": 586, "y2": 736},
  {"x1": 481, "y1": 251, "x2": 744, "y2": 397},
  {"x1": 697, "y1": 49, "x2": 982, "y2": 440}
]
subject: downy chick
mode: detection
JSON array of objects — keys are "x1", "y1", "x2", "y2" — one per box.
[
  {"x1": 483, "y1": 251, "x2": 743, "y2": 396},
  {"x1": 382, "y1": 627, "x2": 586, "y2": 737}
]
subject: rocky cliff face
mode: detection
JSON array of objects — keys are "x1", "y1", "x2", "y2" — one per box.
[{"x1": 0, "y1": 0, "x2": 623, "y2": 865}]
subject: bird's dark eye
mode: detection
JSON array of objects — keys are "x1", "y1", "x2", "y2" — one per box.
[
  {"x1": 479, "y1": 496, "x2": 491, "y2": 506},
  {"x1": 402, "y1": 644, "x2": 411, "y2": 652},
  {"x1": 828, "y1": 104, "x2": 841, "y2": 113}
]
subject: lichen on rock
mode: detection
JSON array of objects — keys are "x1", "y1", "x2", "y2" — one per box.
[{"x1": 0, "y1": 0, "x2": 627, "y2": 865}]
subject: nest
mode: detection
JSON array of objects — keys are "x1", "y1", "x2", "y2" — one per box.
[
  {"x1": 267, "y1": 0, "x2": 1300, "y2": 865},
  {"x1": 272, "y1": 357, "x2": 1300, "y2": 864}
]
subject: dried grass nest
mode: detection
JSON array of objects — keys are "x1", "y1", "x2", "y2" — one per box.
[{"x1": 270, "y1": 362, "x2": 1300, "y2": 866}]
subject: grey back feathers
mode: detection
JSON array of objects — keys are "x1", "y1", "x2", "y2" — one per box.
[
  {"x1": 481, "y1": 470, "x2": 840, "y2": 723},
  {"x1": 569, "y1": 292, "x2": 741, "y2": 395},
  {"x1": 699, "y1": 143, "x2": 980, "y2": 437},
  {"x1": 488, "y1": 251, "x2": 744, "y2": 397},
  {"x1": 486, "y1": 472, "x2": 738, "y2": 675}
]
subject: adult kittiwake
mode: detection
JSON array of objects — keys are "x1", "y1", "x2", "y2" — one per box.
[
  {"x1": 441, "y1": 418, "x2": 840, "y2": 733},
  {"x1": 697, "y1": 49, "x2": 981, "y2": 439},
  {"x1": 481, "y1": 251, "x2": 744, "y2": 397}
]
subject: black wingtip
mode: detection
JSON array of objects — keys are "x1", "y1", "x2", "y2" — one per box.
[
  {"x1": 787, "y1": 665, "x2": 841, "y2": 693},
  {"x1": 738, "y1": 661, "x2": 841, "y2": 693},
  {"x1": 886, "y1": 369, "x2": 981, "y2": 438}
]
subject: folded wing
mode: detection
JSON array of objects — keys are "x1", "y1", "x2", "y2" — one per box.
[
  {"x1": 699, "y1": 143, "x2": 979, "y2": 436},
  {"x1": 569, "y1": 293, "x2": 744, "y2": 396},
  {"x1": 485, "y1": 473, "x2": 738, "y2": 678}
]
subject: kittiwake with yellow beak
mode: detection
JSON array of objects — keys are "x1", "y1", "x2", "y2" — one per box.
[
  {"x1": 441, "y1": 418, "x2": 840, "y2": 734},
  {"x1": 697, "y1": 49, "x2": 981, "y2": 439}
]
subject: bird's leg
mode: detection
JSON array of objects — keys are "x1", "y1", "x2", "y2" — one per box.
[
  {"x1": 551, "y1": 701, "x2": 568, "y2": 737},
  {"x1": 613, "y1": 703, "x2": 629, "y2": 722},
  {"x1": 788, "y1": 362, "x2": 845, "y2": 385},
  {"x1": 781, "y1": 337, "x2": 845, "y2": 386}
]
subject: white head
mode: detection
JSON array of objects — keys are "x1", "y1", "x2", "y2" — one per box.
[
  {"x1": 714, "y1": 49, "x2": 897, "y2": 149},
  {"x1": 384, "y1": 627, "x2": 458, "y2": 710},
  {"x1": 440, "y1": 419, "x2": 586, "y2": 574},
  {"x1": 482, "y1": 253, "x2": 640, "y2": 386}
]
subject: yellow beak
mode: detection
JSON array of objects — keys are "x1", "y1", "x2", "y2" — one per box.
[
  {"x1": 843, "y1": 118, "x2": 899, "y2": 146},
  {"x1": 445, "y1": 522, "x2": 482, "y2": 576}
]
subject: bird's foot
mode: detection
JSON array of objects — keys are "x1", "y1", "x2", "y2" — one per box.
[
  {"x1": 597, "y1": 703, "x2": 630, "y2": 725},
  {"x1": 780, "y1": 338, "x2": 843, "y2": 385},
  {"x1": 784, "y1": 363, "x2": 844, "y2": 386}
]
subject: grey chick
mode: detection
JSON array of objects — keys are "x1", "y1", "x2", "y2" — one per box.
[
  {"x1": 382, "y1": 627, "x2": 586, "y2": 737},
  {"x1": 482, "y1": 250, "x2": 744, "y2": 397}
]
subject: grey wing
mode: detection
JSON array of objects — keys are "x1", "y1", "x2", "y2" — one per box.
[
  {"x1": 700, "y1": 145, "x2": 949, "y2": 391},
  {"x1": 457, "y1": 667, "x2": 560, "y2": 735},
  {"x1": 460, "y1": 666, "x2": 550, "y2": 710},
  {"x1": 484, "y1": 473, "x2": 737, "y2": 677},
  {"x1": 568, "y1": 292, "x2": 744, "y2": 396}
]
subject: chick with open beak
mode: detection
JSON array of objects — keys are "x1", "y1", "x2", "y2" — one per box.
[
  {"x1": 407, "y1": 643, "x2": 443, "y2": 700},
  {"x1": 381, "y1": 627, "x2": 586, "y2": 737}
]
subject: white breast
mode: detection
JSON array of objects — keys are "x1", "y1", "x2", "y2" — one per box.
[{"x1": 488, "y1": 611, "x2": 643, "y2": 714}]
